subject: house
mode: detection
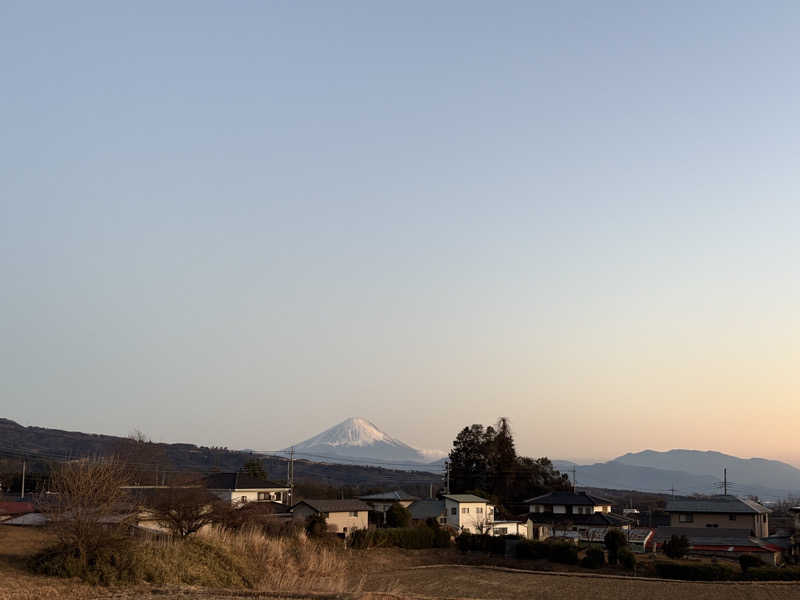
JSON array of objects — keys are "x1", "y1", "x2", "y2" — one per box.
[
  {"x1": 408, "y1": 499, "x2": 448, "y2": 527},
  {"x1": 291, "y1": 499, "x2": 369, "y2": 534},
  {"x1": 204, "y1": 473, "x2": 291, "y2": 506},
  {"x1": 789, "y1": 506, "x2": 800, "y2": 561},
  {"x1": 359, "y1": 490, "x2": 419, "y2": 526},
  {"x1": 664, "y1": 496, "x2": 770, "y2": 537},
  {"x1": 525, "y1": 491, "x2": 632, "y2": 535},
  {"x1": 442, "y1": 494, "x2": 494, "y2": 533},
  {"x1": 489, "y1": 520, "x2": 527, "y2": 537},
  {"x1": 580, "y1": 526, "x2": 654, "y2": 553},
  {"x1": 653, "y1": 526, "x2": 783, "y2": 565}
]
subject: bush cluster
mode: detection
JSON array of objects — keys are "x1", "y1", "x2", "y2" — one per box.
[
  {"x1": 662, "y1": 534, "x2": 690, "y2": 559},
  {"x1": 738, "y1": 553, "x2": 764, "y2": 572},
  {"x1": 514, "y1": 540, "x2": 578, "y2": 565},
  {"x1": 349, "y1": 527, "x2": 451, "y2": 549},
  {"x1": 580, "y1": 547, "x2": 605, "y2": 569},
  {"x1": 742, "y1": 567, "x2": 800, "y2": 581},
  {"x1": 455, "y1": 533, "x2": 508, "y2": 554},
  {"x1": 618, "y1": 548, "x2": 636, "y2": 570},
  {"x1": 654, "y1": 561, "x2": 736, "y2": 581}
]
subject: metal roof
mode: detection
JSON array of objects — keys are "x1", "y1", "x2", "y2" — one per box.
[
  {"x1": 443, "y1": 494, "x2": 490, "y2": 503},
  {"x1": 408, "y1": 499, "x2": 446, "y2": 520},
  {"x1": 292, "y1": 499, "x2": 370, "y2": 513},
  {"x1": 665, "y1": 496, "x2": 769, "y2": 514},
  {"x1": 359, "y1": 490, "x2": 420, "y2": 502},
  {"x1": 204, "y1": 472, "x2": 289, "y2": 491}
]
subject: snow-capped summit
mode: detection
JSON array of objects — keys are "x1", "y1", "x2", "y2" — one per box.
[{"x1": 286, "y1": 417, "x2": 445, "y2": 467}]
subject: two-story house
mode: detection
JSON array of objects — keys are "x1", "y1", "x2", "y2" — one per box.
[
  {"x1": 443, "y1": 494, "x2": 494, "y2": 533},
  {"x1": 359, "y1": 490, "x2": 419, "y2": 526},
  {"x1": 290, "y1": 499, "x2": 370, "y2": 534},
  {"x1": 525, "y1": 491, "x2": 632, "y2": 537},
  {"x1": 204, "y1": 473, "x2": 291, "y2": 506},
  {"x1": 664, "y1": 496, "x2": 770, "y2": 537}
]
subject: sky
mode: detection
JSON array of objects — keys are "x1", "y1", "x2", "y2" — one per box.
[{"x1": 2, "y1": 2, "x2": 800, "y2": 467}]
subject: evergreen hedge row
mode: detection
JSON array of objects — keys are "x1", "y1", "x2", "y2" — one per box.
[{"x1": 348, "y1": 527, "x2": 451, "y2": 549}]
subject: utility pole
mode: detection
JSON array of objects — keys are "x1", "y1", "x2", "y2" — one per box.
[
  {"x1": 572, "y1": 465, "x2": 577, "y2": 491},
  {"x1": 20, "y1": 460, "x2": 26, "y2": 500},
  {"x1": 723, "y1": 467, "x2": 727, "y2": 496},
  {"x1": 289, "y1": 447, "x2": 295, "y2": 505}
]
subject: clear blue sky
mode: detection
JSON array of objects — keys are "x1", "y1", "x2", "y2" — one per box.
[{"x1": 2, "y1": 2, "x2": 800, "y2": 465}]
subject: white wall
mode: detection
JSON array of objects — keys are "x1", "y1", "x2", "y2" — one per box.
[
  {"x1": 209, "y1": 488, "x2": 289, "y2": 505},
  {"x1": 444, "y1": 499, "x2": 494, "y2": 533}
]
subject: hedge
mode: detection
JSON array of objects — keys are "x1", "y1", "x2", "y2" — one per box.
[
  {"x1": 743, "y1": 567, "x2": 800, "y2": 581},
  {"x1": 348, "y1": 527, "x2": 451, "y2": 549},
  {"x1": 580, "y1": 547, "x2": 605, "y2": 569},
  {"x1": 455, "y1": 533, "x2": 508, "y2": 554},
  {"x1": 514, "y1": 540, "x2": 578, "y2": 565},
  {"x1": 654, "y1": 561, "x2": 736, "y2": 581}
]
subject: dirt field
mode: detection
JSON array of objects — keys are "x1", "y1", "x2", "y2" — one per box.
[{"x1": 1, "y1": 526, "x2": 798, "y2": 600}]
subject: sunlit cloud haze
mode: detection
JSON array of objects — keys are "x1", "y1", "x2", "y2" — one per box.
[{"x1": 2, "y1": 2, "x2": 800, "y2": 467}]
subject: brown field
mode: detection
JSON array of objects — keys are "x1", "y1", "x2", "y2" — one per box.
[{"x1": 1, "y1": 526, "x2": 798, "y2": 600}]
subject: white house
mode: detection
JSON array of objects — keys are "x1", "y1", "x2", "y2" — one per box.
[
  {"x1": 204, "y1": 473, "x2": 291, "y2": 506},
  {"x1": 443, "y1": 494, "x2": 494, "y2": 533},
  {"x1": 489, "y1": 520, "x2": 527, "y2": 537},
  {"x1": 291, "y1": 499, "x2": 370, "y2": 534}
]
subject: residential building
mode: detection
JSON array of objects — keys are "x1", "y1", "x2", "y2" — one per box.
[
  {"x1": 204, "y1": 473, "x2": 291, "y2": 506},
  {"x1": 442, "y1": 494, "x2": 494, "y2": 533},
  {"x1": 653, "y1": 527, "x2": 783, "y2": 565},
  {"x1": 408, "y1": 499, "x2": 448, "y2": 527},
  {"x1": 664, "y1": 496, "x2": 770, "y2": 537},
  {"x1": 359, "y1": 490, "x2": 419, "y2": 526},
  {"x1": 524, "y1": 491, "x2": 632, "y2": 535},
  {"x1": 290, "y1": 499, "x2": 369, "y2": 534},
  {"x1": 489, "y1": 520, "x2": 527, "y2": 537}
]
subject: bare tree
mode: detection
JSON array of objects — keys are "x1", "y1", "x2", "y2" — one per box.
[
  {"x1": 147, "y1": 486, "x2": 220, "y2": 537},
  {"x1": 43, "y1": 458, "x2": 131, "y2": 568}
]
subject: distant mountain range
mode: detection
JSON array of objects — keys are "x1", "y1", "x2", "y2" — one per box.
[
  {"x1": 554, "y1": 449, "x2": 800, "y2": 501},
  {"x1": 282, "y1": 417, "x2": 446, "y2": 468}
]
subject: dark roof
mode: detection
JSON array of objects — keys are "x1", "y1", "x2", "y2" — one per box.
[
  {"x1": 359, "y1": 490, "x2": 420, "y2": 502},
  {"x1": 524, "y1": 491, "x2": 613, "y2": 506},
  {"x1": 527, "y1": 512, "x2": 633, "y2": 527},
  {"x1": 408, "y1": 499, "x2": 445, "y2": 520},
  {"x1": 665, "y1": 496, "x2": 770, "y2": 515},
  {"x1": 292, "y1": 499, "x2": 370, "y2": 513},
  {"x1": 204, "y1": 472, "x2": 289, "y2": 491}
]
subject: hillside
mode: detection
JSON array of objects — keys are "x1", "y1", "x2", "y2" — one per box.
[{"x1": 0, "y1": 418, "x2": 441, "y2": 495}]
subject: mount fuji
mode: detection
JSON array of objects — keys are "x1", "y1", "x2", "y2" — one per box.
[{"x1": 284, "y1": 417, "x2": 446, "y2": 468}]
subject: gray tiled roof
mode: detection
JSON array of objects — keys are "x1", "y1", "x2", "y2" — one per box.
[
  {"x1": 204, "y1": 472, "x2": 289, "y2": 491},
  {"x1": 359, "y1": 490, "x2": 420, "y2": 502},
  {"x1": 653, "y1": 527, "x2": 764, "y2": 547},
  {"x1": 292, "y1": 499, "x2": 370, "y2": 514},
  {"x1": 665, "y1": 496, "x2": 769, "y2": 514},
  {"x1": 408, "y1": 499, "x2": 445, "y2": 520},
  {"x1": 524, "y1": 491, "x2": 613, "y2": 506}
]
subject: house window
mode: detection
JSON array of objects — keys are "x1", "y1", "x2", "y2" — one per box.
[
  {"x1": 258, "y1": 492, "x2": 268, "y2": 501},
  {"x1": 451, "y1": 508, "x2": 457, "y2": 515},
  {"x1": 350, "y1": 511, "x2": 359, "y2": 517},
  {"x1": 729, "y1": 514, "x2": 736, "y2": 521},
  {"x1": 476, "y1": 507, "x2": 483, "y2": 514},
  {"x1": 343, "y1": 527, "x2": 348, "y2": 533},
  {"x1": 240, "y1": 496, "x2": 248, "y2": 503},
  {"x1": 439, "y1": 517, "x2": 447, "y2": 524},
  {"x1": 705, "y1": 523, "x2": 718, "y2": 528},
  {"x1": 462, "y1": 507, "x2": 469, "y2": 514},
  {"x1": 495, "y1": 527, "x2": 507, "y2": 535},
  {"x1": 678, "y1": 513, "x2": 693, "y2": 523}
]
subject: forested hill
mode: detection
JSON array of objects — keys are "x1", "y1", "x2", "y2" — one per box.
[{"x1": 0, "y1": 418, "x2": 441, "y2": 495}]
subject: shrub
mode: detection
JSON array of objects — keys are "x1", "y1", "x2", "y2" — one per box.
[
  {"x1": 603, "y1": 528, "x2": 627, "y2": 565},
  {"x1": 385, "y1": 503, "x2": 412, "y2": 528},
  {"x1": 742, "y1": 567, "x2": 800, "y2": 581},
  {"x1": 455, "y1": 533, "x2": 506, "y2": 554},
  {"x1": 580, "y1": 547, "x2": 605, "y2": 569},
  {"x1": 654, "y1": 561, "x2": 736, "y2": 581},
  {"x1": 305, "y1": 513, "x2": 328, "y2": 538},
  {"x1": 350, "y1": 527, "x2": 450, "y2": 549},
  {"x1": 618, "y1": 548, "x2": 636, "y2": 570},
  {"x1": 548, "y1": 542, "x2": 579, "y2": 565},
  {"x1": 515, "y1": 540, "x2": 550, "y2": 560},
  {"x1": 662, "y1": 534, "x2": 690, "y2": 559},
  {"x1": 738, "y1": 553, "x2": 764, "y2": 572}
]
